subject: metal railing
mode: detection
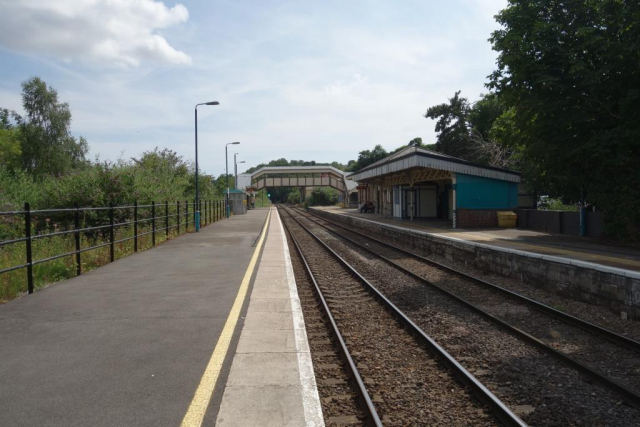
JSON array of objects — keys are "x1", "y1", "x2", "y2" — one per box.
[{"x1": 0, "y1": 200, "x2": 227, "y2": 295}]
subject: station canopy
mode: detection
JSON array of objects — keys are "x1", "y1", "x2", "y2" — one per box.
[{"x1": 347, "y1": 146, "x2": 521, "y2": 184}]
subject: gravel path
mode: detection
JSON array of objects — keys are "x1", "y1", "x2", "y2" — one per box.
[
  {"x1": 282, "y1": 209, "x2": 498, "y2": 426},
  {"x1": 293, "y1": 208, "x2": 640, "y2": 426}
]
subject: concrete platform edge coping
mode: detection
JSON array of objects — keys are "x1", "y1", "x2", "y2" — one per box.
[
  {"x1": 312, "y1": 208, "x2": 640, "y2": 280},
  {"x1": 277, "y1": 208, "x2": 325, "y2": 427}
]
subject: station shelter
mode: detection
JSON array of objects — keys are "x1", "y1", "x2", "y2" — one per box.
[
  {"x1": 346, "y1": 146, "x2": 521, "y2": 228},
  {"x1": 227, "y1": 189, "x2": 248, "y2": 215}
]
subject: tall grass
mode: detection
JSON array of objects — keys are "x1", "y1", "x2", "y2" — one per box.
[{"x1": 0, "y1": 208, "x2": 220, "y2": 303}]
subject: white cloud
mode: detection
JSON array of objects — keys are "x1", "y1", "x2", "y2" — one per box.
[{"x1": 0, "y1": 0, "x2": 191, "y2": 67}]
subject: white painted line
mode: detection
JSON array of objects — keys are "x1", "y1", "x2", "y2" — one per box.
[{"x1": 277, "y1": 208, "x2": 325, "y2": 427}]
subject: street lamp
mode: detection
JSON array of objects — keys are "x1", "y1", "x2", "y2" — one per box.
[
  {"x1": 225, "y1": 142, "x2": 240, "y2": 218},
  {"x1": 234, "y1": 153, "x2": 246, "y2": 190},
  {"x1": 194, "y1": 101, "x2": 219, "y2": 232}
]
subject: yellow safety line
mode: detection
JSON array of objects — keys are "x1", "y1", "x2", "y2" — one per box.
[{"x1": 180, "y1": 208, "x2": 271, "y2": 427}]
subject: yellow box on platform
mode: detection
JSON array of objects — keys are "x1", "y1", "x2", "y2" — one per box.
[{"x1": 497, "y1": 211, "x2": 517, "y2": 228}]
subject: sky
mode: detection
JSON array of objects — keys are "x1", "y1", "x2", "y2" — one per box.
[{"x1": 0, "y1": 0, "x2": 507, "y2": 176}]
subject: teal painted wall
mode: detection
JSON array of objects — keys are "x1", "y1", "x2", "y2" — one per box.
[{"x1": 456, "y1": 174, "x2": 518, "y2": 209}]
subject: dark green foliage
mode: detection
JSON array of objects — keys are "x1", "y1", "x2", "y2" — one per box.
[
  {"x1": 307, "y1": 187, "x2": 339, "y2": 206},
  {"x1": 425, "y1": 91, "x2": 472, "y2": 159},
  {"x1": 489, "y1": 0, "x2": 640, "y2": 240},
  {"x1": 0, "y1": 148, "x2": 220, "y2": 211},
  {"x1": 348, "y1": 144, "x2": 388, "y2": 172},
  {"x1": 424, "y1": 91, "x2": 518, "y2": 167},
  {"x1": 287, "y1": 191, "x2": 300, "y2": 204},
  {"x1": 16, "y1": 77, "x2": 89, "y2": 177}
]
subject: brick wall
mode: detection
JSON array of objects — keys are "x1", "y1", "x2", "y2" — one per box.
[
  {"x1": 515, "y1": 209, "x2": 604, "y2": 237},
  {"x1": 312, "y1": 208, "x2": 640, "y2": 319},
  {"x1": 456, "y1": 209, "x2": 499, "y2": 228}
]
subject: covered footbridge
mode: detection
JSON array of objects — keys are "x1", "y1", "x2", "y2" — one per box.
[{"x1": 238, "y1": 166, "x2": 358, "y2": 204}]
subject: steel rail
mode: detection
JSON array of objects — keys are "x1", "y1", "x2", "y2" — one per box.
[
  {"x1": 280, "y1": 206, "x2": 526, "y2": 427},
  {"x1": 281, "y1": 209, "x2": 382, "y2": 426},
  {"x1": 293, "y1": 206, "x2": 640, "y2": 409},
  {"x1": 299, "y1": 207, "x2": 640, "y2": 353}
]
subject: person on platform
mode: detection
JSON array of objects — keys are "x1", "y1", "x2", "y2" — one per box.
[{"x1": 360, "y1": 201, "x2": 374, "y2": 213}]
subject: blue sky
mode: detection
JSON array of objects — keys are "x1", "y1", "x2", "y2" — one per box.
[{"x1": 0, "y1": 0, "x2": 506, "y2": 176}]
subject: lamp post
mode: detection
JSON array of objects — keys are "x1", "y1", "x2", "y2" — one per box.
[
  {"x1": 226, "y1": 142, "x2": 240, "y2": 218},
  {"x1": 194, "y1": 101, "x2": 219, "y2": 232}
]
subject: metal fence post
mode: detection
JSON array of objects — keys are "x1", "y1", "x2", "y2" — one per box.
[
  {"x1": 134, "y1": 201, "x2": 138, "y2": 252},
  {"x1": 193, "y1": 201, "x2": 196, "y2": 226},
  {"x1": 200, "y1": 200, "x2": 203, "y2": 228},
  {"x1": 177, "y1": 200, "x2": 180, "y2": 235},
  {"x1": 152, "y1": 201, "x2": 156, "y2": 246},
  {"x1": 205, "y1": 200, "x2": 208, "y2": 225},
  {"x1": 185, "y1": 200, "x2": 189, "y2": 231},
  {"x1": 109, "y1": 204, "x2": 115, "y2": 262},
  {"x1": 165, "y1": 201, "x2": 169, "y2": 239},
  {"x1": 24, "y1": 202, "x2": 34, "y2": 294},
  {"x1": 75, "y1": 205, "x2": 81, "y2": 276}
]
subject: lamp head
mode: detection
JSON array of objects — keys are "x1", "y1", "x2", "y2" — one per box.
[
  {"x1": 231, "y1": 141, "x2": 240, "y2": 145},
  {"x1": 205, "y1": 101, "x2": 219, "y2": 105}
]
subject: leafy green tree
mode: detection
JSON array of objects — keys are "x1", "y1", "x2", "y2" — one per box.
[
  {"x1": 0, "y1": 109, "x2": 22, "y2": 171},
  {"x1": 16, "y1": 77, "x2": 89, "y2": 177},
  {"x1": 489, "y1": 0, "x2": 640, "y2": 239},
  {"x1": 468, "y1": 94, "x2": 504, "y2": 141},
  {"x1": 348, "y1": 144, "x2": 388, "y2": 172},
  {"x1": 308, "y1": 188, "x2": 339, "y2": 206},
  {"x1": 424, "y1": 91, "x2": 471, "y2": 159},
  {"x1": 408, "y1": 137, "x2": 423, "y2": 148}
]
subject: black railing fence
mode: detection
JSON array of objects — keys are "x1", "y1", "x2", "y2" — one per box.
[{"x1": 0, "y1": 200, "x2": 227, "y2": 295}]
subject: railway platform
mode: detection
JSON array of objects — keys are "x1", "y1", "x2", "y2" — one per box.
[
  {"x1": 0, "y1": 207, "x2": 322, "y2": 426},
  {"x1": 316, "y1": 206, "x2": 640, "y2": 272}
]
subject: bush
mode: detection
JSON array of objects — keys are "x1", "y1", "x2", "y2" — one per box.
[
  {"x1": 307, "y1": 188, "x2": 339, "y2": 206},
  {"x1": 287, "y1": 191, "x2": 300, "y2": 204}
]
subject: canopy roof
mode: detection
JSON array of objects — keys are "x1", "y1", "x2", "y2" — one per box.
[{"x1": 347, "y1": 146, "x2": 521, "y2": 183}]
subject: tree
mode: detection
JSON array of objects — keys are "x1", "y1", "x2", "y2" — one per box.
[
  {"x1": 424, "y1": 91, "x2": 471, "y2": 159},
  {"x1": 348, "y1": 144, "x2": 388, "y2": 172},
  {"x1": 408, "y1": 137, "x2": 423, "y2": 148},
  {"x1": 16, "y1": 77, "x2": 88, "y2": 177},
  {"x1": 489, "y1": 0, "x2": 640, "y2": 239},
  {"x1": 308, "y1": 187, "x2": 339, "y2": 206},
  {"x1": 0, "y1": 109, "x2": 21, "y2": 170}
]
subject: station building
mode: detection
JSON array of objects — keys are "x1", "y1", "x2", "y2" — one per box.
[{"x1": 346, "y1": 146, "x2": 521, "y2": 228}]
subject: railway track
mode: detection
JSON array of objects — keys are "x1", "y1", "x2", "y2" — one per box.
[
  {"x1": 280, "y1": 207, "x2": 525, "y2": 426},
  {"x1": 284, "y1": 205, "x2": 640, "y2": 426},
  {"x1": 293, "y1": 206, "x2": 640, "y2": 401},
  {"x1": 288, "y1": 233, "x2": 372, "y2": 426}
]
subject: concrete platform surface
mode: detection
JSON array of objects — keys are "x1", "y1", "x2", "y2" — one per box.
[
  {"x1": 316, "y1": 207, "x2": 640, "y2": 272},
  {"x1": 215, "y1": 208, "x2": 324, "y2": 427},
  {"x1": 0, "y1": 209, "x2": 268, "y2": 427}
]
